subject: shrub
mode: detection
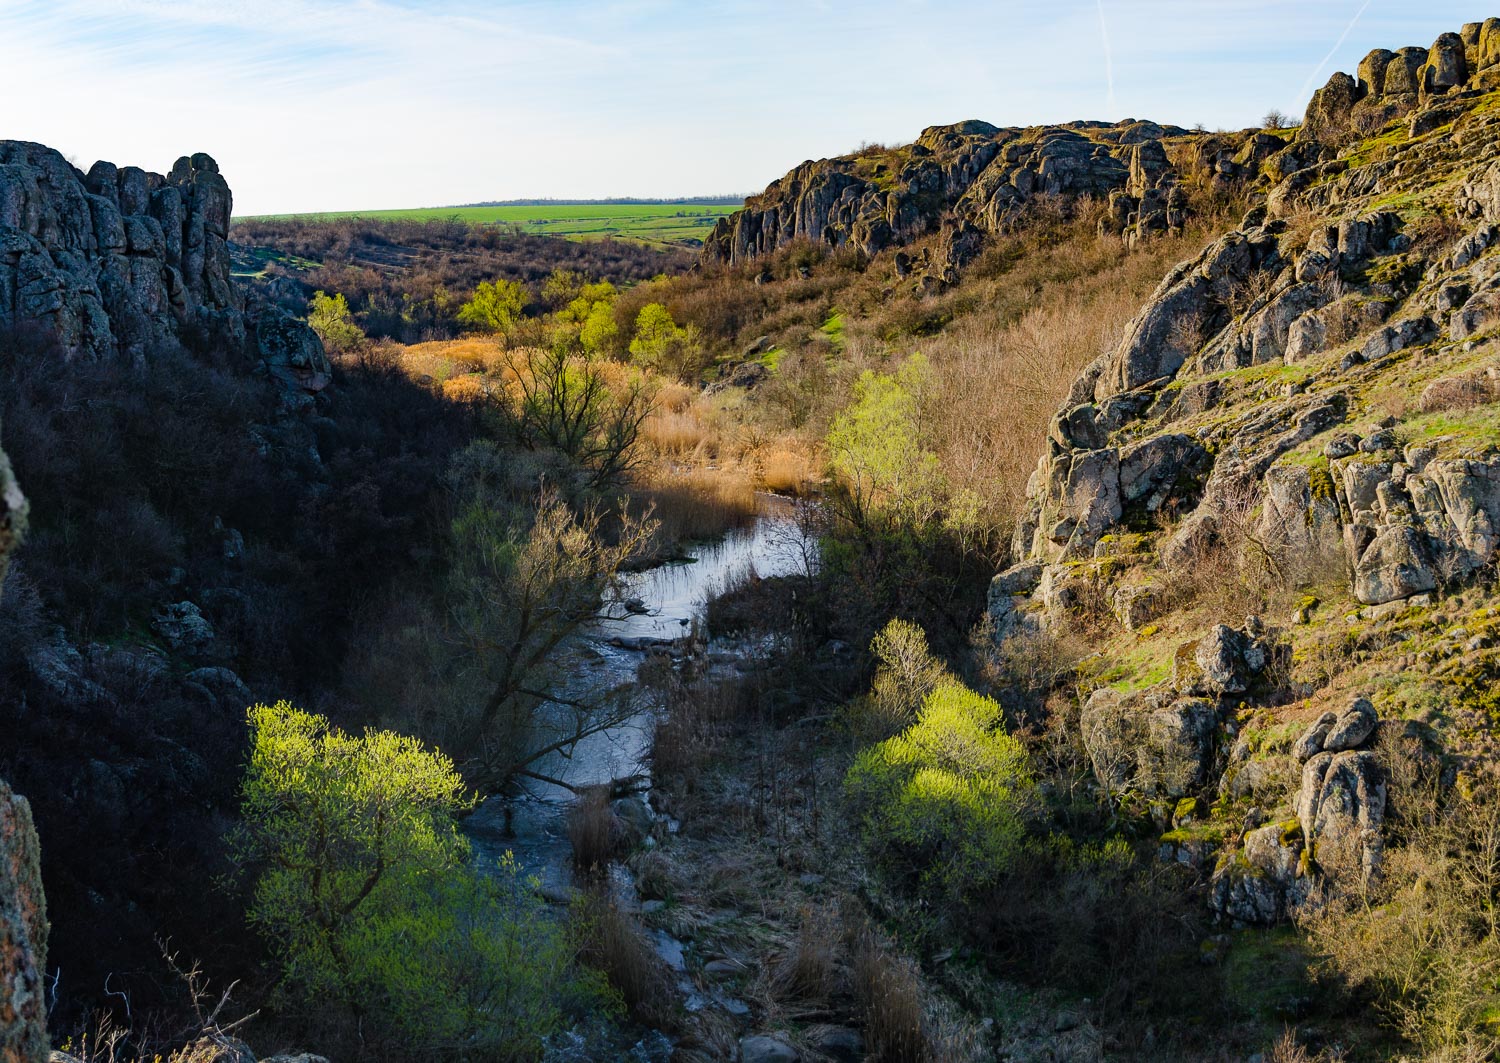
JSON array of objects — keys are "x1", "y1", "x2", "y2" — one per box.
[
  {"x1": 845, "y1": 681, "x2": 1034, "y2": 898},
  {"x1": 236, "y1": 702, "x2": 600, "y2": 1055},
  {"x1": 307, "y1": 290, "x2": 365, "y2": 354}
]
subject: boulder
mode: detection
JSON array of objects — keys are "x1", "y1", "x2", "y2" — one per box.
[
  {"x1": 1194, "y1": 624, "x2": 1261, "y2": 695},
  {"x1": 1323, "y1": 696, "x2": 1378, "y2": 752},
  {"x1": 1292, "y1": 712, "x2": 1339, "y2": 762},
  {"x1": 1358, "y1": 48, "x2": 1397, "y2": 95},
  {"x1": 740, "y1": 1035, "x2": 799, "y2": 1063},
  {"x1": 152, "y1": 601, "x2": 216, "y2": 651},
  {"x1": 1081, "y1": 688, "x2": 1221, "y2": 798},
  {"x1": 252, "y1": 310, "x2": 332, "y2": 392},
  {"x1": 1423, "y1": 32, "x2": 1469, "y2": 94},
  {"x1": 1209, "y1": 821, "x2": 1308, "y2": 926},
  {"x1": 1353, "y1": 525, "x2": 1437, "y2": 605},
  {"x1": 1299, "y1": 750, "x2": 1386, "y2": 886},
  {"x1": 804, "y1": 1026, "x2": 862, "y2": 1063}
]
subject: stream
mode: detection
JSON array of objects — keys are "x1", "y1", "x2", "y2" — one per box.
[{"x1": 463, "y1": 494, "x2": 818, "y2": 1047}]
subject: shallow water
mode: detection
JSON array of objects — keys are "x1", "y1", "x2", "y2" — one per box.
[{"x1": 465, "y1": 494, "x2": 817, "y2": 894}]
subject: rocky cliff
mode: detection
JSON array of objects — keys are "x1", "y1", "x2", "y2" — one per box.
[
  {"x1": 989, "y1": 19, "x2": 1500, "y2": 926},
  {"x1": 700, "y1": 114, "x2": 1301, "y2": 285},
  {"x1": 0, "y1": 143, "x2": 328, "y2": 389},
  {"x1": 0, "y1": 446, "x2": 45, "y2": 1063}
]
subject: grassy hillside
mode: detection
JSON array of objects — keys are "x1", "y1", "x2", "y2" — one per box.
[{"x1": 238, "y1": 200, "x2": 743, "y2": 248}]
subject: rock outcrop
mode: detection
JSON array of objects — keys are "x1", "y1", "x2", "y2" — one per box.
[
  {"x1": 1002, "y1": 29, "x2": 1500, "y2": 601},
  {"x1": 0, "y1": 443, "x2": 44, "y2": 1063},
  {"x1": 990, "y1": 19, "x2": 1500, "y2": 928},
  {"x1": 702, "y1": 118, "x2": 1206, "y2": 279},
  {"x1": 0, "y1": 142, "x2": 327, "y2": 388}
]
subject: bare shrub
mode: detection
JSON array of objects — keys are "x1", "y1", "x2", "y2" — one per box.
[
  {"x1": 1265, "y1": 1027, "x2": 1344, "y2": 1062},
  {"x1": 1225, "y1": 264, "x2": 1283, "y2": 319},
  {"x1": 1165, "y1": 479, "x2": 1286, "y2": 621},
  {"x1": 568, "y1": 786, "x2": 623, "y2": 872},
  {"x1": 1297, "y1": 783, "x2": 1500, "y2": 1057},
  {"x1": 1420, "y1": 363, "x2": 1500, "y2": 413}
]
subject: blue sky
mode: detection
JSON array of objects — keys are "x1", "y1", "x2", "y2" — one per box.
[{"x1": 0, "y1": 1, "x2": 1488, "y2": 214}]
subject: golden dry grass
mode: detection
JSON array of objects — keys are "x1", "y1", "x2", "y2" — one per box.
[{"x1": 636, "y1": 465, "x2": 758, "y2": 543}]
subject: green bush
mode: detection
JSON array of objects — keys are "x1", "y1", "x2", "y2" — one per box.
[
  {"x1": 237, "y1": 701, "x2": 608, "y2": 1057},
  {"x1": 846, "y1": 681, "x2": 1034, "y2": 898}
]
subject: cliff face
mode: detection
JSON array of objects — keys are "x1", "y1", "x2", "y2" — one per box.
[
  {"x1": 0, "y1": 143, "x2": 328, "y2": 389},
  {"x1": 0, "y1": 446, "x2": 44, "y2": 1063},
  {"x1": 700, "y1": 118, "x2": 1241, "y2": 272},
  {"x1": 990, "y1": 19, "x2": 1500, "y2": 927},
  {"x1": 701, "y1": 116, "x2": 1310, "y2": 287}
]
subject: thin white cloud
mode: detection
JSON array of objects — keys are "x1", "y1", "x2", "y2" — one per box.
[
  {"x1": 1293, "y1": 0, "x2": 1376, "y2": 112},
  {"x1": 1096, "y1": 0, "x2": 1119, "y2": 115}
]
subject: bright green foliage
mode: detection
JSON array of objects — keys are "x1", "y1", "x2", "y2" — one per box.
[
  {"x1": 238, "y1": 702, "x2": 599, "y2": 1056},
  {"x1": 307, "y1": 290, "x2": 365, "y2": 354},
  {"x1": 579, "y1": 300, "x2": 620, "y2": 357},
  {"x1": 826, "y1": 354, "x2": 944, "y2": 528},
  {"x1": 865, "y1": 618, "x2": 954, "y2": 734},
  {"x1": 629, "y1": 302, "x2": 704, "y2": 378},
  {"x1": 846, "y1": 681, "x2": 1034, "y2": 897},
  {"x1": 351, "y1": 854, "x2": 615, "y2": 1056},
  {"x1": 457, "y1": 278, "x2": 528, "y2": 333}
]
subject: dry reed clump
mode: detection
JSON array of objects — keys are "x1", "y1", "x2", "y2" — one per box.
[
  {"x1": 759, "y1": 447, "x2": 817, "y2": 495},
  {"x1": 768, "y1": 906, "x2": 842, "y2": 1003},
  {"x1": 644, "y1": 405, "x2": 718, "y2": 458},
  {"x1": 635, "y1": 466, "x2": 758, "y2": 544},
  {"x1": 571, "y1": 889, "x2": 678, "y2": 1028},
  {"x1": 649, "y1": 679, "x2": 742, "y2": 786},
  {"x1": 568, "y1": 786, "x2": 624, "y2": 872},
  {"x1": 851, "y1": 930, "x2": 928, "y2": 1062}
]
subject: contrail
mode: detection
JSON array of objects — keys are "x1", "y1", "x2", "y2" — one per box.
[
  {"x1": 1295, "y1": 0, "x2": 1374, "y2": 110},
  {"x1": 1096, "y1": 0, "x2": 1117, "y2": 115}
]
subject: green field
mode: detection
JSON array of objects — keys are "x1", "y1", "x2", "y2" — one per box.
[{"x1": 237, "y1": 200, "x2": 743, "y2": 247}]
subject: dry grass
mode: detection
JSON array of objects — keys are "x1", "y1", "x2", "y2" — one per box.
[
  {"x1": 568, "y1": 786, "x2": 623, "y2": 872},
  {"x1": 1421, "y1": 361, "x2": 1500, "y2": 413},
  {"x1": 759, "y1": 447, "x2": 818, "y2": 495},
  {"x1": 572, "y1": 890, "x2": 678, "y2": 1029},
  {"x1": 635, "y1": 466, "x2": 758, "y2": 544},
  {"x1": 852, "y1": 930, "x2": 928, "y2": 1062},
  {"x1": 769, "y1": 906, "x2": 842, "y2": 1003}
]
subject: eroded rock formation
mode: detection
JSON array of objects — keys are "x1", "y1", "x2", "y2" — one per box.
[
  {"x1": 991, "y1": 19, "x2": 1500, "y2": 927},
  {"x1": 0, "y1": 142, "x2": 328, "y2": 389},
  {"x1": 702, "y1": 117, "x2": 1210, "y2": 278}
]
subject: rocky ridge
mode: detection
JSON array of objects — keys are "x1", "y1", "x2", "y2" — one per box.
[
  {"x1": 988, "y1": 20, "x2": 1500, "y2": 927},
  {"x1": 701, "y1": 117, "x2": 1237, "y2": 282},
  {"x1": 0, "y1": 142, "x2": 328, "y2": 390}
]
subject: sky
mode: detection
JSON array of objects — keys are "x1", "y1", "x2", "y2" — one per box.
[{"x1": 0, "y1": 1, "x2": 1490, "y2": 215}]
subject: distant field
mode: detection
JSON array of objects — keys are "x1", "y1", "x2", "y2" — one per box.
[{"x1": 236, "y1": 200, "x2": 743, "y2": 247}]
